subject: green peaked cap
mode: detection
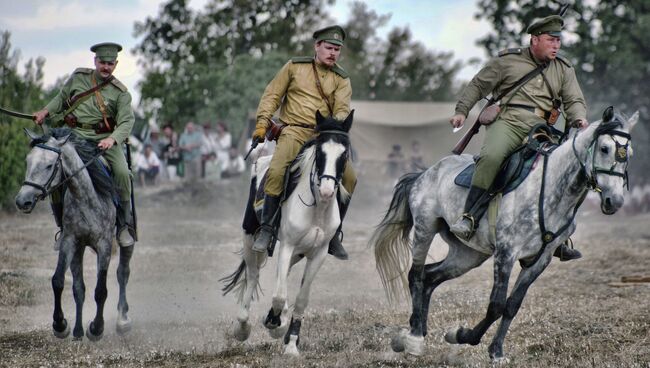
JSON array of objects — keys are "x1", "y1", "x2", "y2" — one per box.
[
  {"x1": 90, "y1": 42, "x2": 123, "y2": 62},
  {"x1": 313, "y1": 25, "x2": 346, "y2": 46},
  {"x1": 526, "y1": 15, "x2": 564, "y2": 37}
]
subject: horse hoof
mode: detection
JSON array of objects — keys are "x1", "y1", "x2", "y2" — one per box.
[
  {"x1": 390, "y1": 328, "x2": 408, "y2": 352},
  {"x1": 405, "y1": 334, "x2": 424, "y2": 356},
  {"x1": 232, "y1": 321, "x2": 251, "y2": 341},
  {"x1": 116, "y1": 316, "x2": 132, "y2": 335},
  {"x1": 268, "y1": 321, "x2": 288, "y2": 340},
  {"x1": 444, "y1": 327, "x2": 460, "y2": 344},
  {"x1": 263, "y1": 309, "x2": 282, "y2": 331},
  {"x1": 52, "y1": 319, "x2": 70, "y2": 339},
  {"x1": 86, "y1": 321, "x2": 103, "y2": 342},
  {"x1": 283, "y1": 335, "x2": 300, "y2": 356}
]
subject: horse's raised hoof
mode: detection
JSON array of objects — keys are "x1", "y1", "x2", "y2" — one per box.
[
  {"x1": 405, "y1": 334, "x2": 424, "y2": 356},
  {"x1": 116, "y1": 316, "x2": 132, "y2": 335},
  {"x1": 232, "y1": 321, "x2": 251, "y2": 341},
  {"x1": 283, "y1": 335, "x2": 300, "y2": 356},
  {"x1": 445, "y1": 326, "x2": 466, "y2": 344},
  {"x1": 86, "y1": 321, "x2": 104, "y2": 342},
  {"x1": 390, "y1": 328, "x2": 408, "y2": 352},
  {"x1": 52, "y1": 319, "x2": 70, "y2": 339}
]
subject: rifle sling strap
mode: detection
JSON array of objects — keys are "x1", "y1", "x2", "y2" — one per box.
[
  {"x1": 61, "y1": 75, "x2": 114, "y2": 117},
  {"x1": 311, "y1": 60, "x2": 334, "y2": 116},
  {"x1": 91, "y1": 73, "x2": 112, "y2": 132},
  {"x1": 491, "y1": 61, "x2": 548, "y2": 105}
]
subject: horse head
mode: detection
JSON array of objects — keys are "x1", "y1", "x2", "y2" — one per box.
[
  {"x1": 313, "y1": 110, "x2": 353, "y2": 201},
  {"x1": 15, "y1": 128, "x2": 72, "y2": 213},
  {"x1": 584, "y1": 106, "x2": 638, "y2": 215}
]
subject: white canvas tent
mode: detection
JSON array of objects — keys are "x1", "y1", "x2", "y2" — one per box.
[{"x1": 349, "y1": 100, "x2": 483, "y2": 167}]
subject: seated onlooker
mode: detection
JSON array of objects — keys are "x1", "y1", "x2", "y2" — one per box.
[
  {"x1": 387, "y1": 144, "x2": 405, "y2": 179},
  {"x1": 221, "y1": 147, "x2": 246, "y2": 179},
  {"x1": 136, "y1": 144, "x2": 161, "y2": 187}
]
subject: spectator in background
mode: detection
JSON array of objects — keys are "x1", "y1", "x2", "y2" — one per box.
[
  {"x1": 162, "y1": 124, "x2": 181, "y2": 181},
  {"x1": 410, "y1": 140, "x2": 425, "y2": 171},
  {"x1": 136, "y1": 144, "x2": 161, "y2": 187},
  {"x1": 221, "y1": 147, "x2": 246, "y2": 178},
  {"x1": 387, "y1": 144, "x2": 405, "y2": 179},
  {"x1": 146, "y1": 126, "x2": 165, "y2": 159},
  {"x1": 214, "y1": 121, "x2": 232, "y2": 169},
  {"x1": 200, "y1": 123, "x2": 217, "y2": 178},
  {"x1": 179, "y1": 122, "x2": 203, "y2": 182}
]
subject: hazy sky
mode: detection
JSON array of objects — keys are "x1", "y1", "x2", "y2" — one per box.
[{"x1": 0, "y1": 0, "x2": 491, "y2": 104}]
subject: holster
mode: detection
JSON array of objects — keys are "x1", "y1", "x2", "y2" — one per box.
[
  {"x1": 63, "y1": 113, "x2": 78, "y2": 127},
  {"x1": 478, "y1": 104, "x2": 501, "y2": 125},
  {"x1": 265, "y1": 119, "x2": 285, "y2": 142}
]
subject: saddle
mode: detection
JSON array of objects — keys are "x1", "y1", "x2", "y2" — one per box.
[{"x1": 455, "y1": 124, "x2": 558, "y2": 195}]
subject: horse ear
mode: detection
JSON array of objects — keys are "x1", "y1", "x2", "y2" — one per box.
[
  {"x1": 602, "y1": 106, "x2": 614, "y2": 122},
  {"x1": 342, "y1": 110, "x2": 354, "y2": 132},
  {"x1": 627, "y1": 110, "x2": 639, "y2": 131},
  {"x1": 23, "y1": 128, "x2": 40, "y2": 141},
  {"x1": 315, "y1": 110, "x2": 325, "y2": 126}
]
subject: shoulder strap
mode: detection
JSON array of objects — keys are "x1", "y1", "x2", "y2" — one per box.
[
  {"x1": 91, "y1": 73, "x2": 113, "y2": 132},
  {"x1": 311, "y1": 60, "x2": 334, "y2": 116},
  {"x1": 492, "y1": 62, "x2": 547, "y2": 103},
  {"x1": 66, "y1": 74, "x2": 114, "y2": 108}
]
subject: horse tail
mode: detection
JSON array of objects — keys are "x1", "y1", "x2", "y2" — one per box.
[
  {"x1": 220, "y1": 259, "x2": 247, "y2": 300},
  {"x1": 369, "y1": 171, "x2": 422, "y2": 305}
]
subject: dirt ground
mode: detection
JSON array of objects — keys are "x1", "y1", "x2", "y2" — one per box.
[{"x1": 0, "y1": 177, "x2": 648, "y2": 367}]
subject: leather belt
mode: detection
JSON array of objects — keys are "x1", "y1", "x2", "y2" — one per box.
[
  {"x1": 76, "y1": 122, "x2": 98, "y2": 130},
  {"x1": 506, "y1": 104, "x2": 551, "y2": 121},
  {"x1": 285, "y1": 121, "x2": 314, "y2": 129}
]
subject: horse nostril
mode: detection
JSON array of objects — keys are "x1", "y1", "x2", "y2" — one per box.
[{"x1": 605, "y1": 197, "x2": 612, "y2": 208}]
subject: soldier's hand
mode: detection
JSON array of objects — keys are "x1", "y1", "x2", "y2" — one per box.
[
  {"x1": 97, "y1": 137, "x2": 116, "y2": 150},
  {"x1": 449, "y1": 114, "x2": 466, "y2": 129},
  {"x1": 252, "y1": 124, "x2": 267, "y2": 142},
  {"x1": 573, "y1": 119, "x2": 589, "y2": 129},
  {"x1": 33, "y1": 109, "x2": 49, "y2": 125}
]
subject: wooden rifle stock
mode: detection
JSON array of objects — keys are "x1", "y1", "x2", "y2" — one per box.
[{"x1": 452, "y1": 119, "x2": 481, "y2": 155}]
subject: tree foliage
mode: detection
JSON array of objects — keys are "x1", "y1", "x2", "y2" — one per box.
[
  {"x1": 133, "y1": 0, "x2": 464, "y2": 139},
  {"x1": 475, "y1": 0, "x2": 650, "y2": 185},
  {"x1": 0, "y1": 31, "x2": 47, "y2": 208}
]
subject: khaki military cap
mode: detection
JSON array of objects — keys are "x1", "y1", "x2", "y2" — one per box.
[
  {"x1": 90, "y1": 42, "x2": 123, "y2": 62},
  {"x1": 527, "y1": 15, "x2": 564, "y2": 37},
  {"x1": 313, "y1": 25, "x2": 346, "y2": 46}
]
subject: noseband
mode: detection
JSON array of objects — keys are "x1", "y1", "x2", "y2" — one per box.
[
  {"x1": 572, "y1": 124, "x2": 631, "y2": 192},
  {"x1": 22, "y1": 144, "x2": 64, "y2": 201}
]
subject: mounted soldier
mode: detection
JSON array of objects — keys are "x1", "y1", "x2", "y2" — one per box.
[
  {"x1": 32, "y1": 42, "x2": 136, "y2": 250},
  {"x1": 251, "y1": 25, "x2": 356, "y2": 260},
  {"x1": 448, "y1": 15, "x2": 588, "y2": 261}
]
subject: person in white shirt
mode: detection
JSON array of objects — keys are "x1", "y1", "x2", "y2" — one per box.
[
  {"x1": 214, "y1": 121, "x2": 232, "y2": 169},
  {"x1": 221, "y1": 147, "x2": 246, "y2": 178},
  {"x1": 136, "y1": 144, "x2": 161, "y2": 187}
]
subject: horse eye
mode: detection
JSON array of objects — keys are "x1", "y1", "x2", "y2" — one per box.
[
  {"x1": 600, "y1": 146, "x2": 609, "y2": 154},
  {"x1": 46, "y1": 164, "x2": 53, "y2": 170}
]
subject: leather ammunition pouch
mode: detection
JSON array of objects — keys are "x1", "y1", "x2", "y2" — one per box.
[
  {"x1": 478, "y1": 104, "x2": 501, "y2": 125},
  {"x1": 264, "y1": 119, "x2": 313, "y2": 141}
]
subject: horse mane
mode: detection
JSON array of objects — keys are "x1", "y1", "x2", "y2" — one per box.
[
  {"x1": 38, "y1": 128, "x2": 116, "y2": 200},
  {"x1": 593, "y1": 113, "x2": 626, "y2": 139}
]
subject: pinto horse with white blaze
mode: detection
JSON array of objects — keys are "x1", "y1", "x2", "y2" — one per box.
[
  {"x1": 370, "y1": 106, "x2": 637, "y2": 361},
  {"x1": 15, "y1": 128, "x2": 134, "y2": 341},
  {"x1": 222, "y1": 111, "x2": 353, "y2": 356}
]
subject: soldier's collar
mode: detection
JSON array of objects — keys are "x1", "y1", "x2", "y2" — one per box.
[{"x1": 528, "y1": 48, "x2": 549, "y2": 67}]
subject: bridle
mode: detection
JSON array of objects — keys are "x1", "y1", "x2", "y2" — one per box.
[
  {"x1": 22, "y1": 139, "x2": 104, "y2": 203},
  {"x1": 572, "y1": 123, "x2": 631, "y2": 192},
  {"x1": 301, "y1": 130, "x2": 350, "y2": 207}
]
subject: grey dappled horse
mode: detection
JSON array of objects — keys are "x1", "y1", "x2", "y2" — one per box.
[
  {"x1": 15, "y1": 128, "x2": 134, "y2": 341},
  {"x1": 222, "y1": 111, "x2": 352, "y2": 356},
  {"x1": 370, "y1": 107, "x2": 637, "y2": 361}
]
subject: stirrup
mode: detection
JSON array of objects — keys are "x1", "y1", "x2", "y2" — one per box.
[
  {"x1": 252, "y1": 224, "x2": 275, "y2": 253},
  {"x1": 461, "y1": 213, "x2": 476, "y2": 230}
]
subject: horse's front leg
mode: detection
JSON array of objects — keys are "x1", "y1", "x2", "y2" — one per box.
[
  {"x1": 283, "y1": 248, "x2": 328, "y2": 356},
  {"x1": 69, "y1": 245, "x2": 86, "y2": 340},
  {"x1": 488, "y1": 245, "x2": 555, "y2": 362},
  {"x1": 116, "y1": 243, "x2": 134, "y2": 335},
  {"x1": 264, "y1": 241, "x2": 293, "y2": 330},
  {"x1": 445, "y1": 248, "x2": 516, "y2": 346},
  {"x1": 86, "y1": 242, "x2": 111, "y2": 341},
  {"x1": 52, "y1": 243, "x2": 72, "y2": 338}
]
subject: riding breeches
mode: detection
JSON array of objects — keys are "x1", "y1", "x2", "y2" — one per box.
[
  {"x1": 471, "y1": 118, "x2": 532, "y2": 190},
  {"x1": 103, "y1": 143, "x2": 132, "y2": 200},
  {"x1": 263, "y1": 127, "x2": 356, "y2": 197}
]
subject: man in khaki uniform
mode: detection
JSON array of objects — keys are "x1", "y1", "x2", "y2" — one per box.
[
  {"x1": 251, "y1": 25, "x2": 356, "y2": 260},
  {"x1": 448, "y1": 15, "x2": 588, "y2": 261},
  {"x1": 33, "y1": 42, "x2": 136, "y2": 249}
]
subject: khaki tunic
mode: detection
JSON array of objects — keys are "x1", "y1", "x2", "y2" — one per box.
[
  {"x1": 454, "y1": 47, "x2": 587, "y2": 190},
  {"x1": 46, "y1": 68, "x2": 135, "y2": 199},
  {"x1": 256, "y1": 58, "x2": 356, "y2": 197}
]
